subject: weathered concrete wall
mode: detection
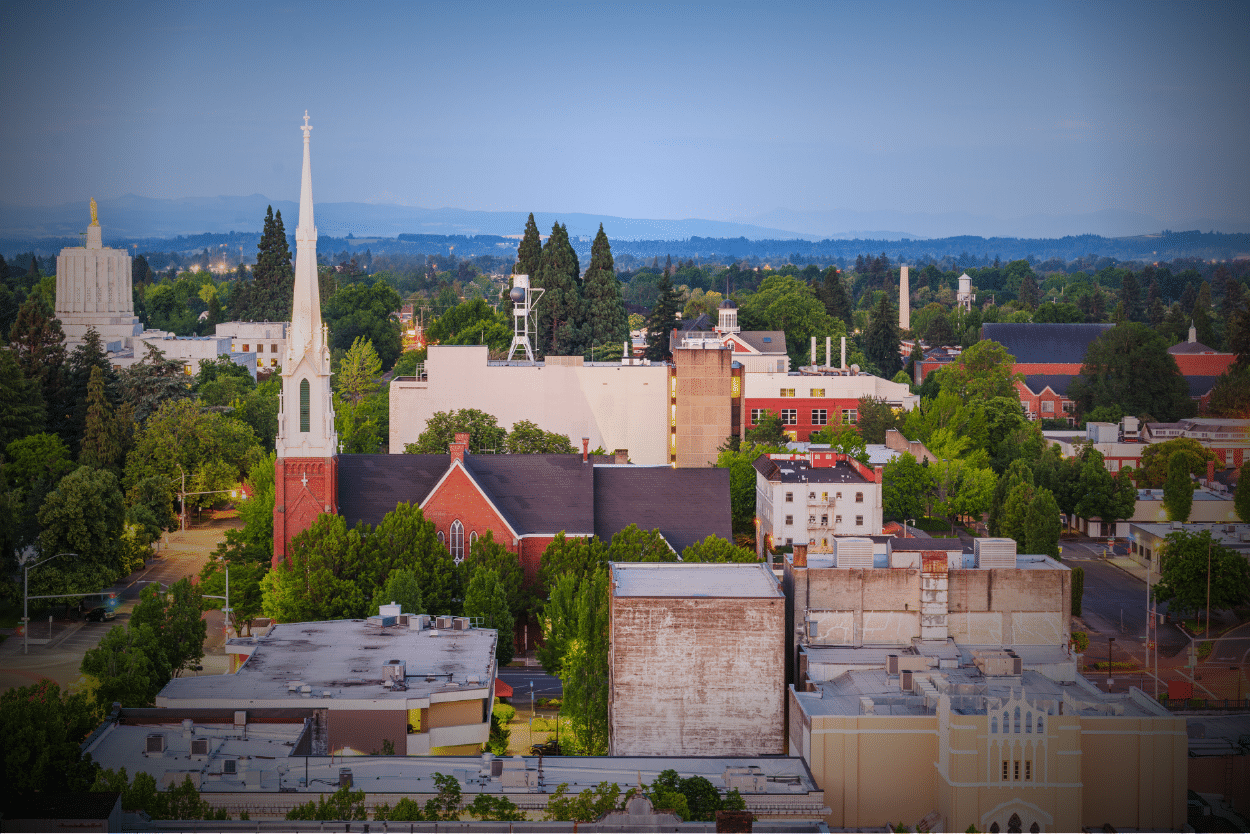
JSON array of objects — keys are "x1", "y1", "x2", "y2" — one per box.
[
  {"x1": 946, "y1": 568, "x2": 1071, "y2": 646},
  {"x1": 673, "y1": 348, "x2": 733, "y2": 467},
  {"x1": 610, "y1": 595, "x2": 784, "y2": 756}
]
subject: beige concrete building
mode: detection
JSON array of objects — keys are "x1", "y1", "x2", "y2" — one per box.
[
  {"x1": 789, "y1": 654, "x2": 1187, "y2": 831},
  {"x1": 156, "y1": 612, "x2": 496, "y2": 756},
  {"x1": 671, "y1": 344, "x2": 734, "y2": 467},
  {"x1": 608, "y1": 562, "x2": 785, "y2": 756},
  {"x1": 216, "y1": 320, "x2": 288, "y2": 370},
  {"x1": 55, "y1": 202, "x2": 143, "y2": 352}
]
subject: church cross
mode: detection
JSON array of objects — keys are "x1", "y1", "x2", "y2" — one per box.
[
  {"x1": 301, "y1": 110, "x2": 313, "y2": 138},
  {"x1": 302, "y1": 472, "x2": 308, "y2": 488}
]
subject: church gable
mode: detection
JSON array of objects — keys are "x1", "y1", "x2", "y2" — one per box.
[{"x1": 421, "y1": 464, "x2": 518, "y2": 560}]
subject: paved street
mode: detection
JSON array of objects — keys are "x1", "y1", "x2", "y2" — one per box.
[{"x1": 0, "y1": 519, "x2": 237, "y2": 694}]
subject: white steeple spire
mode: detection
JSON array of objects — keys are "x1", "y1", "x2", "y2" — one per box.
[{"x1": 277, "y1": 111, "x2": 337, "y2": 459}]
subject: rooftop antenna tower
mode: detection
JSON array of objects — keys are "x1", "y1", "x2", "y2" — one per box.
[{"x1": 506, "y1": 274, "x2": 544, "y2": 363}]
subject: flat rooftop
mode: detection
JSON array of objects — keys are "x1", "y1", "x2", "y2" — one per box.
[
  {"x1": 610, "y1": 562, "x2": 782, "y2": 598},
  {"x1": 157, "y1": 619, "x2": 497, "y2": 707},
  {"x1": 768, "y1": 459, "x2": 870, "y2": 484}
]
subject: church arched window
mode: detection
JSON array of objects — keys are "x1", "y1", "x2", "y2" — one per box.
[
  {"x1": 450, "y1": 520, "x2": 464, "y2": 564},
  {"x1": 437, "y1": 530, "x2": 444, "y2": 546},
  {"x1": 469, "y1": 531, "x2": 477, "y2": 553},
  {"x1": 299, "y1": 379, "x2": 310, "y2": 432}
]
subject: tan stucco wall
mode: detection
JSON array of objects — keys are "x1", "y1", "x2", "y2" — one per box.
[
  {"x1": 389, "y1": 346, "x2": 669, "y2": 464},
  {"x1": 672, "y1": 347, "x2": 733, "y2": 467},
  {"x1": 610, "y1": 595, "x2": 784, "y2": 756}
]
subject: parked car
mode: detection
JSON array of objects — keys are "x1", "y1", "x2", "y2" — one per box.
[
  {"x1": 529, "y1": 740, "x2": 560, "y2": 756},
  {"x1": 85, "y1": 607, "x2": 115, "y2": 622}
]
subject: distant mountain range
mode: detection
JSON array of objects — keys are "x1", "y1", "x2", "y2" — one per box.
[{"x1": 2, "y1": 194, "x2": 1246, "y2": 243}]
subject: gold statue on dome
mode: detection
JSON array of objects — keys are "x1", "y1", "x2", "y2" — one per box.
[{"x1": 90, "y1": 197, "x2": 98, "y2": 225}]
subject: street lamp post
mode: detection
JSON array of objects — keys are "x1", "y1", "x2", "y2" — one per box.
[
  {"x1": 1107, "y1": 637, "x2": 1116, "y2": 689},
  {"x1": 22, "y1": 552, "x2": 74, "y2": 654}
]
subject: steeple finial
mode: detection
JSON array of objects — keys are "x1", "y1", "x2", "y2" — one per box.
[{"x1": 301, "y1": 110, "x2": 312, "y2": 139}]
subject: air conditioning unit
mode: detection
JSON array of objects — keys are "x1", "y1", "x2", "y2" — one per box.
[
  {"x1": 901, "y1": 670, "x2": 914, "y2": 692},
  {"x1": 454, "y1": 617, "x2": 471, "y2": 631},
  {"x1": 887, "y1": 654, "x2": 899, "y2": 675},
  {"x1": 339, "y1": 768, "x2": 353, "y2": 788},
  {"x1": 191, "y1": 738, "x2": 209, "y2": 756},
  {"x1": 436, "y1": 616, "x2": 453, "y2": 629},
  {"x1": 223, "y1": 759, "x2": 237, "y2": 775},
  {"x1": 145, "y1": 734, "x2": 166, "y2": 754}
]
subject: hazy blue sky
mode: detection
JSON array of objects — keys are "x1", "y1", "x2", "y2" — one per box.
[{"x1": 2, "y1": 0, "x2": 1247, "y2": 231}]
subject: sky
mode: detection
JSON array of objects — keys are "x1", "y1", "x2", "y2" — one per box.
[{"x1": 2, "y1": 0, "x2": 1248, "y2": 234}]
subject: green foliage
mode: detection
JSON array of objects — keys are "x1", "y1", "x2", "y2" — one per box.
[
  {"x1": 467, "y1": 792, "x2": 526, "y2": 821},
  {"x1": 0, "y1": 681, "x2": 101, "y2": 811},
  {"x1": 1207, "y1": 365, "x2": 1250, "y2": 417},
  {"x1": 129, "y1": 578, "x2": 207, "y2": 682},
  {"x1": 536, "y1": 223, "x2": 583, "y2": 356},
  {"x1": 426, "y1": 299, "x2": 510, "y2": 352},
  {"x1": 323, "y1": 280, "x2": 404, "y2": 370},
  {"x1": 405, "y1": 407, "x2": 507, "y2": 454},
  {"x1": 1022, "y1": 487, "x2": 1061, "y2": 558},
  {"x1": 80, "y1": 365, "x2": 128, "y2": 471},
  {"x1": 286, "y1": 785, "x2": 367, "y2": 821},
  {"x1": 35, "y1": 465, "x2": 127, "y2": 596},
  {"x1": 373, "y1": 567, "x2": 424, "y2": 616},
  {"x1": 1163, "y1": 452, "x2": 1195, "y2": 522},
  {"x1": 681, "y1": 534, "x2": 758, "y2": 562},
  {"x1": 932, "y1": 339, "x2": 1023, "y2": 401},
  {"x1": 505, "y1": 419, "x2": 576, "y2": 454},
  {"x1": 334, "y1": 336, "x2": 383, "y2": 406},
  {"x1": 234, "y1": 206, "x2": 293, "y2": 322},
  {"x1": 1236, "y1": 462, "x2": 1250, "y2": 523},
  {"x1": 514, "y1": 213, "x2": 542, "y2": 279},
  {"x1": 561, "y1": 567, "x2": 610, "y2": 755},
  {"x1": 643, "y1": 272, "x2": 682, "y2": 361},
  {"x1": 1070, "y1": 567, "x2": 1084, "y2": 616},
  {"x1": 854, "y1": 396, "x2": 897, "y2": 444},
  {"x1": 1137, "y1": 437, "x2": 1218, "y2": 488},
  {"x1": 463, "y1": 529, "x2": 529, "y2": 620},
  {"x1": 464, "y1": 568, "x2": 515, "y2": 665},
  {"x1": 1070, "y1": 630, "x2": 1089, "y2": 653},
  {"x1": 581, "y1": 225, "x2": 630, "y2": 355},
  {"x1": 745, "y1": 409, "x2": 789, "y2": 445},
  {"x1": 738, "y1": 273, "x2": 844, "y2": 370},
  {"x1": 862, "y1": 293, "x2": 900, "y2": 376},
  {"x1": 882, "y1": 452, "x2": 934, "y2": 521},
  {"x1": 485, "y1": 703, "x2": 515, "y2": 756},
  {"x1": 120, "y1": 343, "x2": 193, "y2": 424},
  {"x1": 642, "y1": 769, "x2": 745, "y2": 822},
  {"x1": 1068, "y1": 322, "x2": 1195, "y2": 422},
  {"x1": 81, "y1": 623, "x2": 159, "y2": 707},
  {"x1": 545, "y1": 781, "x2": 623, "y2": 822},
  {"x1": 93, "y1": 769, "x2": 222, "y2": 821},
  {"x1": 1153, "y1": 529, "x2": 1250, "y2": 617},
  {"x1": 810, "y1": 423, "x2": 870, "y2": 464},
  {"x1": 716, "y1": 440, "x2": 786, "y2": 535},
  {"x1": 212, "y1": 451, "x2": 275, "y2": 565},
  {"x1": 262, "y1": 502, "x2": 458, "y2": 621},
  {"x1": 0, "y1": 347, "x2": 46, "y2": 448}
]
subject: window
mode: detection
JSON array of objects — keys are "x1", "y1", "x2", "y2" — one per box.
[
  {"x1": 820, "y1": 514, "x2": 828, "y2": 525},
  {"x1": 836, "y1": 491, "x2": 842, "y2": 499},
  {"x1": 242, "y1": 344, "x2": 250, "y2": 352},
  {"x1": 750, "y1": 408, "x2": 766, "y2": 424},
  {"x1": 1001, "y1": 761, "x2": 1009, "y2": 781},
  {"x1": 1024, "y1": 760, "x2": 1032, "y2": 781},
  {"x1": 1014, "y1": 760, "x2": 1020, "y2": 781},
  {"x1": 299, "y1": 379, "x2": 310, "y2": 432},
  {"x1": 855, "y1": 492, "x2": 863, "y2": 503},
  {"x1": 812, "y1": 409, "x2": 827, "y2": 425},
  {"x1": 780, "y1": 409, "x2": 797, "y2": 424},
  {"x1": 469, "y1": 531, "x2": 477, "y2": 551},
  {"x1": 437, "y1": 530, "x2": 444, "y2": 546},
  {"x1": 184, "y1": 364, "x2": 193, "y2": 375},
  {"x1": 842, "y1": 409, "x2": 858, "y2": 424},
  {"x1": 784, "y1": 515, "x2": 793, "y2": 526},
  {"x1": 855, "y1": 515, "x2": 863, "y2": 526},
  {"x1": 450, "y1": 520, "x2": 464, "y2": 563},
  {"x1": 785, "y1": 492, "x2": 793, "y2": 503},
  {"x1": 810, "y1": 388, "x2": 825, "y2": 397},
  {"x1": 835, "y1": 515, "x2": 842, "y2": 524},
  {"x1": 1042, "y1": 400, "x2": 1054, "y2": 413},
  {"x1": 780, "y1": 388, "x2": 796, "y2": 397},
  {"x1": 785, "y1": 538, "x2": 792, "y2": 545},
  {"x1": 271, "y1": 343, "x2": 279, "y2": 352}
]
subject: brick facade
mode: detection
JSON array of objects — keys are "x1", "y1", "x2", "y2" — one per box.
[{"x1": 273, "y1": 456, "x2": 338, "y2": 567}]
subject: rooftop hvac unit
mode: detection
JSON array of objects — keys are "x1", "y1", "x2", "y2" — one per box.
[
  {"x1": 901, "y1": 670, "x2": 914, "y2": 692},
  {"x1": 145, "y1": 734, "x2": 165, "y2": 754},
  {"x1": 397, "y1": 614, "x2": 409, "y2": 627},
  {"x1": 887, "y1": 654, "x2": 899, "y2": 675},
  {"x1": 223, "y1": 759, "x2": 237, "y2": 775},
  {"x1": 454, "y1": 617, "x2": 471, "y2": 631},
  {"x1": 832, "y1": 536, "x2": 874, "y2": 568},
  {"x1": 383, "y1": 659, "x2": 406, "y2": 685},
  {"x1": 379, "y1": 602, "x2": 402, "y2": 617},
  {"x1": 339, "y1": 768, "x2": 353, "y2": 788},
  {"x1": 191, "y1": 738, "x2": 209, "y2": 756},
  {"x1": 973, "y1": 538, "x2": 1017, "y2": 569},
  {"x1": 409, "y1": 614, "x2": 429, "y2": 631},
  {"x1": 436, "y1": 616, "x2": 454, "y2": 629}
]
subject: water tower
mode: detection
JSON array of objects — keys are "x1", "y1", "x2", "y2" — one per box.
[{"x1": 506, "y1": 274, "x2": 544, "y2": 363}]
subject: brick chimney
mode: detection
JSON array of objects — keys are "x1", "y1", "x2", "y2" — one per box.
[
  {"x1": 582, "y1": 437, "x2": 590, "y2": 463},
  {"x1": 873, "y1": 465, "x2": 883, "y2": 483},
  {"x1": 614, "y1": 449, "x2": 629, "y2": 464},
  {"x1": 450, "y1": 432, "x2": 470, "y2": 465},
  {"x1": 792, "y1": 542, "x2": 808, "y2": 568}
]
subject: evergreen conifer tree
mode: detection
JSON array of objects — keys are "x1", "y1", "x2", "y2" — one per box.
[
  {"x1": 8, "y1": 294, "x2": 68, "y2": 439},
  {"x1": 514, "y1": 213, "x2": 542, "y2": 280},
  {"x1": 66, "y1": 328, "x2": 120, "y2": 455},
  {"x1": 863, "y1": 294, "x2": 900, "y2": 376},
  {"x1": 535, "y1": 223, "x2": 582, "y2": 356},
  {"x1": 819, "y1": 267, "x2": 852, "y2": 327},
  {"x1": 581, "y1": 225, "x2": 629, "y2": 359},
  {"x1": 80, "y1": 365, "x2": 126, "y2": 471},
  {"x1": 247, "y1": 206, "x2": 294, "y2": 321},
  {"x1": 643, "y1": 272, "x2": 682, "y2": 361}
]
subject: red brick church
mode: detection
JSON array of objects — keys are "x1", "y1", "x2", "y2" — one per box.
[{"x1": 272, "y1": 114, "x2": 730, "y2": 577}]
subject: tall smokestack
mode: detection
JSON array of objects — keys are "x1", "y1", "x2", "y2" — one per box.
[
  {"x1": 825, "y1": 336, "x2": 832, "y2": 368},
  {"x1": 899, "y1": 265, "x2": 910, "y2": 331},
  {"x1": 841, "y1": 336, "x2": 846, "y2": 370},
  {"x1": 810, "y1": 336, "x2": 816, "y2": 367}
]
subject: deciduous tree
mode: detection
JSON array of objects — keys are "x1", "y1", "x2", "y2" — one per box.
[
  {"x1": 463, "y1": 568, "x2": 514, "y2": 665},
  {"x1": 1067, "y1": 322, "x2": 1195, "y2": 422},
  {"x1": 404, "y1": 408, "x2": 507, "y2": 454},
  {"x1": 1163, "y1": 452, "x2": 1195, "y2": 522},
  {"x1": 1154, "y1": 529, "x2": 1250, "y2": 620}
]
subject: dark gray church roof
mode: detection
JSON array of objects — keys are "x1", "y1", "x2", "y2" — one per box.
[
  {"x1": 1186, "y1": 376, "x2": 1220, "y2": 397},
  {"x1": 593, "y1": 466, "x2": 732, "y2": 552},
  {"x1": 1021, "y1": 374, "x2": 1078, "y2": 396},
  {"x1": 981, "y1": 323, "x2": 1113, "y2": 365},
  {"x1": 337, "y1": 454, "x2": 449, "y2": 528},
  {"x1": 337, "y1": 454, "x2": 731, "y2": 550}
]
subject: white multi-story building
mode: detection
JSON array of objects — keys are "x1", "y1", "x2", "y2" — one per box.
[
  {"x1": 215, "y1": 321, "x2": 288, "y2": 370},
  {"x1": 753, "y1": 450, "x2": 884, "y2": 557}
]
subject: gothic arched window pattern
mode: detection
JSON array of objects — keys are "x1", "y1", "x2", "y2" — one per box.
[
  {"x1": 1007, "y1": 813, "x2": 1022, "y2": 833},
  {"x1": 299, "y1": 379, "x2": 310, "y2": 432},
  {"x1": 450, "y1": 520, "x2": 464, "y2": 563}
]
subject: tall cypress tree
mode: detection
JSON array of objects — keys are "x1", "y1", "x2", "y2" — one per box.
[
  {"x1": 514, "y1": 213, "x2": 542, "y2": 280},
  {"x1": 66, "y1": 329, "x2": 121, "y2": 455},
  {"x1": 581, "y1": 225, "x2": 629, "y2": 360},
  {"x1": 247, "y1": 206, "x2": 293, "y2": 322},
  {"x1": 8, "y1": 295, "x2": 67, "y2": 439},
  {"x1": 535, "y1": 223, "x2": 582, "y2": 356},
  {"x1": 863, "y1": 294, "x2": 901, "y2": 376},
  {"x1": 80, "y1": 365, "x2": 125, "y2": 471},
  {"x1": 819, "y1": 266, "x2": 852, "y2": 327},
  {"x1": 643, "y1": 272, "x2": 681, "y2": 361}
]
